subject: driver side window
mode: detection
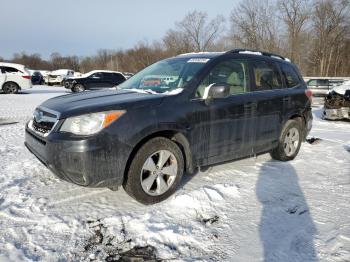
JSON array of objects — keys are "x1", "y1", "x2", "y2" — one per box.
[{"x1": 195, "y1": 59, "x2": 250, "y2": 98}]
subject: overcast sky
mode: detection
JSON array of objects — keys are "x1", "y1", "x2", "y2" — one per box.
[{"x1": 0, "y1": 0, "x2": 235, "y2": 59}]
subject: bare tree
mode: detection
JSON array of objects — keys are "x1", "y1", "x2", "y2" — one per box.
[
  {"x1": 310, "y1": 0, "x2": 350, "y2": 76},
  {"x1": 163, "y1": 29, "x2": 192, "y2": 55},
  {"x1": 230, "y1": 0, "x2": 281, "y2": 52},
  {"x1": 12, "y1": 52, "x2": 51, "y2": 70},
  {"x1": 164, "y1": 11, "x2": 225, "y2": 53},
  {"x1": 279, "y1": 0, "x2": 310, "y2": 62}
]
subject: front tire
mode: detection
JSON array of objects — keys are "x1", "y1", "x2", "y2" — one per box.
[
  {"x1": 71, "y1": 84, "x2": 85, "y2": 93},
  {"x1": 3, "y1": 82, "x2": 19, "y2": 94},
  {"x1": 123, "y1": 137, "x2": 184, "y2": 205},
  {"x1": 270, "y1": 119, "x2": 302, "y2": 161}
]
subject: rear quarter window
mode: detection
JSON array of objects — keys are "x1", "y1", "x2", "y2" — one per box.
[{"x1": 280, "y1": 63, "x2": 301, "y2": 88}]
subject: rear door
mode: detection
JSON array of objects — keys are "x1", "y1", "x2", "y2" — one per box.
[
  {"x1": 279, "y1": 62, "x2": 307, "y2": 118},
  {"x1": 87, "y1": 72, "x2": 104, "y2": 89},
  {"x1": 250, "y1": 59, "x2": 284, "y2": 153},
  {"x1": 101, "y1": 73, "x2": 115, "y2": 88},
  {"x1": 111, "y1": 73, "x2": 126, "y2": 86}
]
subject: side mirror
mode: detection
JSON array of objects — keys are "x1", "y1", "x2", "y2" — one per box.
[{"x1": 204, "y1": 83, "x2": 230, "y2": 105}]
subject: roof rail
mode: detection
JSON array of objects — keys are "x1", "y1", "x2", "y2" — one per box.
[{"x1": 227, "y1": 49, "x2": 290, "y2": 62}]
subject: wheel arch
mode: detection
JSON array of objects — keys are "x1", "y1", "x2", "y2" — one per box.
[
  {"x1": 287, "y1": 113, "x2": 306, "y2": 140},
  {"x1": 123, "y1": 130, "x2": 194, "y2": 183},
  {"x1": 1, "y1": 80, "x2": 22, "y2": 91},
  {"x1": 2, "y1": 81, "x2": 20, "y2": 90}
]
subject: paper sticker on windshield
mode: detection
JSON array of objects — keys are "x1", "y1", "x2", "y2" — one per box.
[{"x1": 187, "y1": 58, "x2": 210, "y2": 63}]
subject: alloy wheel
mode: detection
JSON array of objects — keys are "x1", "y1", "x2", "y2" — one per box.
[
  {"x1": 283, "y1": 127, "x2": 300, "y2": 156},
  {"x1": 4, "y1": 83, "x2": 18, "y2": 94},
  {"x1": 140, "y1": 150, "x2": 178, "y2": 196}
]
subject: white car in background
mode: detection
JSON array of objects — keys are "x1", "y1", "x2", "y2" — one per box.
[
  {"x1": 0, "y1": 62, "x2": 32, "y2": 94},
  {"x1": 46, "y1": 69, "x2": 74, "y2": 86}
]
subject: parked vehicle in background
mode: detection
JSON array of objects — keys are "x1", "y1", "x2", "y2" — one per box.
[
  {"x1": 0, "y1": 71, "x2": 5, "y2": 88},
  {"x1": 64, "y1": 70, "x2": 126, "y2": 92},
  {"x1": 0, "y1": 62, "x2": 32, "y2": 94},
  {"x1": 324, "y1": 80, "x2": 350, "y2": 120},
  {"x1": 31, "y1": 71, "x2": 45, "y2": 85},
  {"x1": 46, "y1": 69, "x2": 74, "y2": 86},
  {"x1": 306, "y1": 78, "x2": 345, "y2": 97},
  {"x1": 25, "y1": 49, "x2": 313, "y2": 204},
  {"x1": 40, "y1": 70, "x2": 50, "y2": 84},
  {"x1": 123, "y1": 72, "x2": 134, "y2": 79},
  {"x1": 74, "y1": 72, "x2": 83, "y2": 77}
]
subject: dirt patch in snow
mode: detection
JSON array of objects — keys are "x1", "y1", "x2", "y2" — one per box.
[
  {"x1": 306, "y1": 137, "x2": 322, "y2": 145},
  {"x1": 344, "y1": 145, "x2": 350, "y2": 153},
  {"x1": 199, "y1": 214, "x2": 220, "y2": 225},
  {"x1": 80, "y1": 219, "x2": 160, "y2": 261}
]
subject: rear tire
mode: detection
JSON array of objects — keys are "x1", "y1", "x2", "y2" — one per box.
[
  {"x1": 270, "y1": 119, "x2": 302, "y2": 161},
  {"x1": 2, "y1": 82, "x2": 19, "y2": 94},
  {"x1": 72, "y1": 84, "x2": 85, "y2": 93},
  {"x1": 123, "y1": 137, "x2": 184, "y2": 205}
]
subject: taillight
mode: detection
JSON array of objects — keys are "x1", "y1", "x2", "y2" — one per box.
[
  {"x1": 22, "y1": 75, "x2": 31, "y2": 79},
  {"x1": 305, "y1": 89, "x2": 313, "y2": 102}
]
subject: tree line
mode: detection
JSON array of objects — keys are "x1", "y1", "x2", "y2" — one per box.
[{"x1": 2, "y1": 0, "x2": 349, "y2": 76}]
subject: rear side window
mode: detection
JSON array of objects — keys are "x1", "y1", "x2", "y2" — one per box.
[
  {"x1": 101, "y1": 73, "x2": 111, "y2": 79},
  {"x1": 252, "y1": 60, "x2": 282, "y2": 90},
  {"x1": 280, "y1": 64, "x2": 301, "y2": 88},
  {"x1": 112, "y1": 73, "x2": 126, "y2": 82},
  {"x1": 2, "y1": 66, "x2": 20, "y2": 73},
  {"x1": 317, "y1": 79, "x2": 329, "y2": 86},
  {"x1": 91, "y1": 72, "x2": 103, "y2": 78}
]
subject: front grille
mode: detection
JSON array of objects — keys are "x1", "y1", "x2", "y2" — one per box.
[{"x1": 31, "y1": 109, "x2": 58, "y2": 136}]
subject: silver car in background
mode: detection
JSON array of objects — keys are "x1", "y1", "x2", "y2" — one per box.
[{"x1": 307, "y1": 78, "x2": 345, "y2": 97}]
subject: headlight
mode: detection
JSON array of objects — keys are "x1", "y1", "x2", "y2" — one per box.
[{"x1": 60, "y1": 110, "x2": 125, "y2": 135}]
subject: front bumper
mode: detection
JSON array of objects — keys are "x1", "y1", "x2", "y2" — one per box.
[
  {"x1": 323, "y1": 107, "x2": 350, "y2": 120},
  {"x1": 25, "y1": 123, "x2": 132, "y2": 188}
]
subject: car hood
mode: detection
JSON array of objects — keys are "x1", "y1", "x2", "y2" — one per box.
[{"x1": 39, "y1": 89, "x2": 165, "y2": 119}]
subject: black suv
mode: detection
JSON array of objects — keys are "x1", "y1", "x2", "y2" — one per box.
[
  {"x1": 31, "y1": 71, "x2": 45, "y2": 85},
  {"x1": 25, "y1": 49, "x2": 313, "y2": 204},
  {"x1": 64, "y1": 70, "x2": 126, "y2": 92}
]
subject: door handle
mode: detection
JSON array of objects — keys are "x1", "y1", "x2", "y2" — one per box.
[{"x1": 283, "y1": 97, "x2": 291, "y2": 102}]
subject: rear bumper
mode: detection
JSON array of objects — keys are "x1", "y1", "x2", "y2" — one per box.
[
  {"x1": 25, "y1": 124, "x2": 132, "y2": 188},
  {"x1": 304, "y1": 108, "x2": 313, "y2": 139},
  {"x1": 308, "y1": 88, "x2": 329, "y2": 97},
  {"x1": 19, "y1": 80, "x2": 32, "y2": 90}
]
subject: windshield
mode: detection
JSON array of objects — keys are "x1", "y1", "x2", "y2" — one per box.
[{"x1": 118, "y1": 57, "x2": 209, "y2": 93}]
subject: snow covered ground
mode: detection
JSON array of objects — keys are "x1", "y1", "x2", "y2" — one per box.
[{"x1": 0, "y1": 86, "x2": 349, "y2": 261}]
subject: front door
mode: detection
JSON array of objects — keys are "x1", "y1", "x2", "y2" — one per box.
[{"x1": 190, "y1": 58, "x2": 257, "y2": 164}]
